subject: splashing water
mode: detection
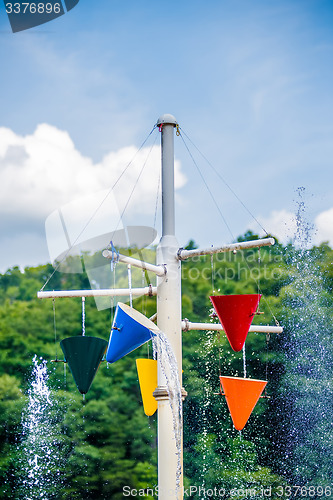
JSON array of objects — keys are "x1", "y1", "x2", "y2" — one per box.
[
  {"x1": 17, "y1": 356, "x2": 63, "y2": 499},
  {"x1": 276, "y1": 189, "x2": 333, "y2": 485},
  {"x1": 198, "y1": 331, "x2": 215, "y2": 498},
  {"x1": 152, "y1": 331, "x2": 183, "y2": 490}
]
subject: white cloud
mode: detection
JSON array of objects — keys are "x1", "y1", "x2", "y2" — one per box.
[
  {"x1": 0, "y1": 124, "x2": 187, "y2": 272},
  {"x1": 250, "y1": 209, "x2": 297, "y2": 243},
  {"x1": 0, "y1": 124, "x2": 187, "y2": 222},
  {"x1": 314, "y1": 208, "x2": 333, "y2": 245}
]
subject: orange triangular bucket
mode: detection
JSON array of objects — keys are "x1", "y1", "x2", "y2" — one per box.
[
  {"x1": 210, "y1": 294, "x2": 261, "y2": 351},
  {"x1": 136, "y1": 359, "x2": 158, "y2": 416},
  {"x1": 220, "y1": 376, "x2": 267, "y2": 431}
]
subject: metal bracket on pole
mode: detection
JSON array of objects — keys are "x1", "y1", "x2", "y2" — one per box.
[
  {"x1": 177, "y1": 237, "x2": 275, "y2": 260},
  {"x1": 153, "y1": 386, "x2": 188, "y2": 402}
]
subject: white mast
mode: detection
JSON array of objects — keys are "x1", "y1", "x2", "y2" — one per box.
[{"x1": 153, "y1": 114, "x2": 186, "y2": 499}]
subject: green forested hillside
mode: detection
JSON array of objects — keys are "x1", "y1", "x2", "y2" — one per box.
[{"x1": 0, "y1": 233, "x2": 332, "y2": 499}]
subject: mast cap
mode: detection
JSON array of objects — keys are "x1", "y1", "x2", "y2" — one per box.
[{"x1": 156, "y1": 114, "x2": 178, "y2": 127}]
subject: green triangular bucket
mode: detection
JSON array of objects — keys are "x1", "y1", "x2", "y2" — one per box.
[{"x1": 60, "y1": 336, "x2": 107, "y2": 394}]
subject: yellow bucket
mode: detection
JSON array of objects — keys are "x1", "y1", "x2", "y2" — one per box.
[{"x1": 136, "y1": 359, "x2": 158, "y2": 416}]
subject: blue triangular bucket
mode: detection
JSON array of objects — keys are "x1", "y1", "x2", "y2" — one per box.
[{"x1": 106, "y1": 303, "x2": 160, "y2": 364}]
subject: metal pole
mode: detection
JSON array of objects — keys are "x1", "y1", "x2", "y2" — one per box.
[
  {"x1": 178, "y1": 237, "x2": 275, "y2": 260},
  {"x1": 102, "y1": 249, "x2": 166, "y2": 276},
  {"x1": 181, "y1": 320, "x2": 283, "y2": 335},
  {"x1": 37, "y1": 286, "x2": 156, "y2": 299},
  {"x1": 154, "y1": 114, "x2": 185, "y2": 499}
]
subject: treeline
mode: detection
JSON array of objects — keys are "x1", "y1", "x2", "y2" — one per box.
[{"x1": 0, "y1": 232, "x2": 332, "y2": 499}]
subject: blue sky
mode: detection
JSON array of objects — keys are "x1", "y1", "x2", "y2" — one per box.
[{"x1": 0, "y1": 0, "x2": 332, "y2": 272}]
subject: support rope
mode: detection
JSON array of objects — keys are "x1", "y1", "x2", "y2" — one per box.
[
  {"x1": 107, "y1": 132, "x2": 159, "y2": 245},
  {"x1": 40, "y1": 125, "x2": 158, "y2": 292},
  {"x1": 179, "y1": 130, "x2": 280, "y2": 328},
  {"x1": 179, "y1": 127, "x2": 269, "y2": 236},
  {"x1": 179, "y1": 132, "x2": 235, "y2": 241}
]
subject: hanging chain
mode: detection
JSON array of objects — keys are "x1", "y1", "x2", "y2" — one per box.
[
  {"x1": 142, "y1": 269, "x2": 146, "y2": 315},
  {"x1": 53, "y1": 298, "x2": 58, "y2": 360},
  {"x1": 82, "y1": 297, "x2": 85, "y2": 336},
  {"x1": 218, "y1": 331, "x2": 224, "y2": 395},
  {"x1": 255, "y1": 247, "x2": 262, "y2": 315},
  {"x1": 211, "y1": 250, "x2": 215, "y2": 293},
  {"x1": 110, "y1": 260, "x2": 117, "y2": 327},
  {"x1": 260, "y1": 243, "x2": 280, "y2": 326},
  {"x1": 128, "y1": 264, "x2": 133, "y2": 308},
  {"x1": 258, "y1": 247, "x2": 261, "y2": 297},
  {"x1": 242, "y1": 343, "x2": 247, "y2": 378},
  {"x1": 265, "y1": 333, "x2": 270, "y2": 382},
  {"x1": 218, "y1": 332, "x2": 221, "y2": 377},
  {"x1": 263, "y1": 333, "x2": 271, "y2": 397}
]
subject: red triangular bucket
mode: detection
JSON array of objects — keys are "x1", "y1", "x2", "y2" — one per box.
[
  {"x1": 220, "y1": 376, "x2": 267, "y2": 431},
  {"x1": 210, "y1": 294, "x2": 261, "y2": 351}
]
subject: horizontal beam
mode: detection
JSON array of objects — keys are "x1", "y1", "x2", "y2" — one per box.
[
  {"x1": 38, "y1": 286, "x2": 157, "y2": 300},
  {"x1": 102, "y1": 249, "x2": 166, "y2": 277},
  {"x1": 177, "y1": 237, "x2": 275, "y2": 260},
  {"x1": 181, "y1": 320, "x2": 283, "y2": 334}
]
